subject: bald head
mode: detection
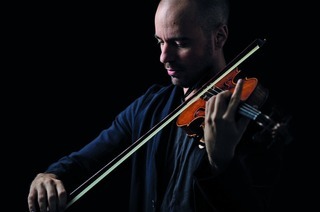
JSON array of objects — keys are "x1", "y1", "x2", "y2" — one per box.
[
  {"x1": 157, "y1": 0, "x2": 229, "y2": 33},
  {"x1": 155, "y1": 0, "x2": 199, "y2": 33}
]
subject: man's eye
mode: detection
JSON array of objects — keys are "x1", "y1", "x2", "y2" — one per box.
[
  {"x1": 156, "y1": 39, "x2": 163, "y2": 45},
  {"x1": 176, "y1": 42, "x2": 187, "y2": 47}
]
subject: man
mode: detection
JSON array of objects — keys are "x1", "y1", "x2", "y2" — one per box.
[{"x1": 28, "y1": 0, "x2": 290, "y2": 211}]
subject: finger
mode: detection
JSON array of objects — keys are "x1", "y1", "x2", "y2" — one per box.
[
  {"x1": 37, "y1": 184, "x2": 48, "y2": 212},
  {"x1": 212, "y1": 90, "x2": 232, "y2": 120},
  {"x1": 206, "y1": 90, "x2": 230, "y2": 122},
  {"x1": 56, "y1": 183, "x2": 68, "y2": 211},
  {"x1": 231, "y1": 79, "x2": 251, "y2": 130},
  {"x1": 226, "y1": 79, "x2": 244, "y2": 118},
  {"x1": 28, "y1": 182, "x2": 48, "y2": 212},
  {"x1": 27, "y1": 190, "x2": 38, "y2": 212},
  {"x1": 205, "y1": 95, "x2": 216, "y2": 120},
  {"x1": 46, "y1": 184, "x2": 58, "y2": 212}
]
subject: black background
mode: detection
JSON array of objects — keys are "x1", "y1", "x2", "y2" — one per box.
[{"x1": 3, "y1": 1, "x2": 316, "y2": 211}]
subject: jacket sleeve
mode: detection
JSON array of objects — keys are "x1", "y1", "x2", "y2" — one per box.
[{"x1": 44, "y1": 84, "x2": 171, "y2": 192}]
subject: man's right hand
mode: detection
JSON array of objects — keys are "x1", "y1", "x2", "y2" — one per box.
[{"x1": 27, "y1": 173, "x2": 67, "y2": 212}]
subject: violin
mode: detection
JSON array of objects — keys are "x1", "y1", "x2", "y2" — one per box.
[{"x1": 176, "y1": 66, "x2": 271, "y2": 142}]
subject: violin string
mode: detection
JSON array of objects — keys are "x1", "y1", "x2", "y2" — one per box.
[{"x1": 202, "y1": 87, "x2": 263, "y2": 121}]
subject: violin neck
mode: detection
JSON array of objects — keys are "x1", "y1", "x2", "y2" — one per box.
[{"x1": 238, "y1": 102, "x2": 274, "y2": 129}]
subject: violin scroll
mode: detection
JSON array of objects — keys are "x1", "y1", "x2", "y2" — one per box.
[{"x1": 251, "y1": 107, "x2": 293, "y2": 149}]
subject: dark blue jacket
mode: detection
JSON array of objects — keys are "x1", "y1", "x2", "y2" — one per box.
[{"x1": 46, "y1": 84, "x2": 283, "y2": 212}]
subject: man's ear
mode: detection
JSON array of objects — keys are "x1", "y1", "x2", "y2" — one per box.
[{"x1": 214, "y1": 24, "x2": 228, "y2": 48}]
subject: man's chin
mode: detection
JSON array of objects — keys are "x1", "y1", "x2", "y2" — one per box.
[
  {"x1": 172, "y1": 78, "x2": 198, "y2": 89},
  {"x1": 171, "y1": 78, "x2": 185, "y2": 87}
]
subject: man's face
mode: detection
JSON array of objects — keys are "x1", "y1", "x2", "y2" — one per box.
[{"x1": 154, "y1": 1, "x2": 214, "y2": 88}]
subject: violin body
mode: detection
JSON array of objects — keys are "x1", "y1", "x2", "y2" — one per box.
[{"x1": 176, "y1": 67, "x2": 269, "y2": 138}]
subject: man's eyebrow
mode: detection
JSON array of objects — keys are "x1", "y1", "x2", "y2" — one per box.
[
  {"x1": 154, "y1": 34, "x2": 189, "y2": 41},
  {"x1": 154, "y1": 35, "x2": 161, "y2": 40}
]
